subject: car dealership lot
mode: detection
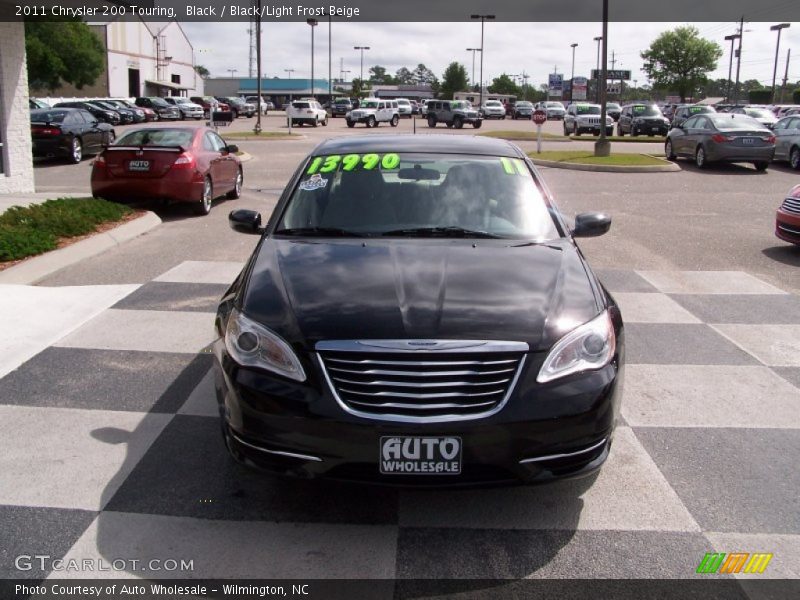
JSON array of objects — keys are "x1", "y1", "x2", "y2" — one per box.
[{"x1": 4, "y1": 117, "x2": 798, "y2": 585}]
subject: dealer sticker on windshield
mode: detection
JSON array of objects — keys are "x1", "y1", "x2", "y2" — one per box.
[{"x1": 380, "y1": 436, "x2": 462, "y2": 475}]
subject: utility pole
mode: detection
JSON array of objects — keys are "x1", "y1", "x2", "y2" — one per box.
[
  {"x1": 594, "y1": 0, "x2": 609, "y2": 157},
  {"x1": 328, "y1": 13, "x2": 332, "y2": 99},
  {"x1": 734, "y1": 16, "x2": 744, "y2": 105},
  {"x1": 724, "y1": 33, "x2": 740, "y2": 102},
  {"x1": 781, "y1": 48, "x2": 791, "y2": 103},
  {"x1": 471, "y1": 14, "x2": 495, "y2": 108},
  {"x1": 593, "y1": 36, "x2": 602, "y2": 103},
  {"x1": 307, "y1": 19, "x2": 318, "y2": 99},
  {"x1": 466, "y1": 48, "x2": 481, "y2": 90},
  {"x1": 253, "y1": 0, "x2": 262, "y2": 134},
  {"x1": 570, "y1": 43, "x2": 578, "y2": 101},
  {"x1": 770, "y1": 23, "x2": 790, "y2": 102}
]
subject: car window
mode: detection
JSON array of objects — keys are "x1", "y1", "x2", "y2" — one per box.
[
  {"x1": 117, "y1": 129, "x2": 195, "y2": 147},
  {"x1": 774, "y1": 119, "x2": 788, "y2": 130},
  {"x1": 362, "y1": 100, "x2": 378, "y2": 109},
  {"x1": 292, "y1": 102, "x2": 310, "y2": 109},
  {"x1": 688, "y1": 106, "x2": 713, "y2": 115},
  {"x1": 575, "y1": 105, "x2": 600, "y2": 115},
  {"x1": 788, "y1": 118, "x2": 800, "y2": 130},
  {"x1": 709, "y1": 115, "x2": 766, "y2": 131},
  {"x1": 279, "y1": 153, "x2": 561, "y2": 240},
  {"x1": 79, "y1": 110, "x2": 95, "y2": 123},
  {"x1": 695, "y1": 117, "x2": 711, "y2": 130},
  {"x1": 682, "y1": 116, "x2": 699, "y2": 128},
  {"x1": 631, "y1": 105, "x2": 663, "y2": 117},
  {"x1": 210, "y1": 132, "x2": 227, "y2": 151}
]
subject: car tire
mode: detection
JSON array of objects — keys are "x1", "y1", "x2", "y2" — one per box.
[
  {"x1": 695, "y1": 145, "x2": 707, "y2": 169},
  {"x1": 427, "y1": 116, "x2": 436, "y2": 128},
  {"x1": 321, "y1": 116, "x2": 328, "y2": 126},
  {"x1": 573, "y1": 123, "x2": 579, "y2": 136},
  {"x1": 231, "y1": 110, "x2": 238, "y2": 120},
  {"x1": 69, "y1": 137, "x2": 83, "y2": 164},
  {"x1": 195, "y1": 177, "x2": 213, "y2": 216},
  {"x1": 618, "y1": 126, "x2": 625, "y2": 136},
  {"x1": 472, "y1": 120, "x2": 482, "y2": 129},
  {"x1": 346, "y1": 119, "x2": 355, "y2": 128},
  {"x1": 312, "y1": 118, "x2": 318, "y2": 128},
  {"x1": 446, "y1": 122, "x2": 454, "y2": 129},
  {"x1": 367, "y1": 116, "x2": 376, "y2": 128},
  {"x1": 753, "y1": 161, "x2": 769, "y2": 172},
  {"x1": 789, "y1": 146, "x2": 800, "y2": 170},
  {"x1": 665, "y1": 139, "x2": 676, "y2": 161},
  {"x1": 453, "y1": 116, "x2": 463, "y2": 129},
  {"x1": 106, "y1": 130, "x2": 115, "y2": 145},
  {"x1": 632, "y1": 127, "x2": 638, "y2": 137},
  {"x1": 152, "y1": 113, "x2": 160, "y2": 122},
  {"x1": 226, "y1": 168, "x2": 243, "y2": 199},
  {"x1": 390, "y1": 115, "x2": 399, "y2": 127}
]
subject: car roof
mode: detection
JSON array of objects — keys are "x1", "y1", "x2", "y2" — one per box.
[{"x1": 312, "y1": 134, "x2": 525, "y2": 158}]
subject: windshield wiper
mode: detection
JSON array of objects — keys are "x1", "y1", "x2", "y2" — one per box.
[
  {"x1": 381, "y1": 226, "x2": 503, "y2": 239},
  {"x1": 274, "y1": 226, "x2": 367, "y2": 238}
]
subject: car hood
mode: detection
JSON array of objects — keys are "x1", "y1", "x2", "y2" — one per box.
[{"x1": 241, "y1": 239, "x2": 601, "y2": 351}]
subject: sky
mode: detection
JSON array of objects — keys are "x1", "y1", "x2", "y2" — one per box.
[{"x1": 183, "y1": 21, "x2": 800, "y2": 90}]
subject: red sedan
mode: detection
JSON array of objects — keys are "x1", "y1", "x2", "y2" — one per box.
[
  {"x1": 91, "y1": 126, "x2": 243, "y2": 216},
  {"x1": 776, "y1": 184, "x2": 800, "y2": 245}
]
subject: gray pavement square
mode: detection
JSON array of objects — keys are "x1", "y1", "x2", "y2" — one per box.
[
  {"x1": 773, "y1": 367, "x2": 800, "y2": 389},
  {"x1": 635, "y1": 427, "x2": 800, "y2": 535},
  {"x1": 111, "y1": 281, "x2": 230, "y2": 313},
  {"x1": 670, "y1": 294, "x2": 800, "y2": 324},
  {"x1": 593, "y1": 269, "x2": 659, "y2": 293},
  {"x1": 623, "y1": 323, "x2": 761, "y2": 365},
  {"x1": 0, "y1": 347, "x2": 211, "y2": 413}
]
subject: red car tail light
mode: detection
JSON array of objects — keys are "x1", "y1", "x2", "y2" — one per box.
[
  {"x1": 171, "y1": 152, "x2": 196, "y2": 170},
  {"x1": 763, "y1": 135, "x2": 776, "y2": 144},
  {"x1": 32, "y1": 126, "x2": 59, "y2": 136},
  {"x1": 93, "y1": 154, "x2": 106, "y2": 167},
  {"x1": 711, "y1": 134, "x2": 734, "y2": 143}
]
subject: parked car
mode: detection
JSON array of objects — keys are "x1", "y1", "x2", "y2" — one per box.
[
  {"x1": 135, "y1": 97, "x2": 181, "y2": 121},
  {"x1": 190, "y1": 96, "x2": 231, "y2": 118},
  {"x1": 409, "y1": 100, "x2": 420, "y2": 115},
  {"x1": 512, "y1": 101, "x2": 534, "y2": 120},
  {"x1": 671, "y1": 104, "x2": 715, "y2": 129},
  {"x1": 104, "y1": 99, "x2": 146, "y2": 123},
  {"x1": 665, "y1": 113, "x2": 775, "y2": 171},
  {"x1": 287, "y1": 99, "x2": 329, "y2": 127},
  {"x1": 772, "y1": 115, "x2": 800, "y2": 169},
  {"x1": 605, "y1": 102, "x2": 622, "y2": 121},
  {"x1": 481, "y1": 100, "x2": 506, "y2": 119},
  {"x1": 162, "y1": 97, "x2": 205, "y2": 120},
  {"x1": 542, "y1": 101, "x2": 566, "y2": 120},
  {"x1": 245, "y1": 96, "x2": 270, "y2": 114},
  {"x1": 91, "y1": 126, "x2": 242, "y2": 216},
  {"x1": 775, "y1": 184, "x2": 800, "y2": 245},
  {"x1": 730, "y1": 106, "x2": 777, "y2": 130},
  {"x1": 426, "y1": 99, "x2": 482, "y2": 129},
  {"x1": 330, "y1": 98, "x2": 353, "y2": 117},
  {"x1": 420, "y1": 99, "x2": 430, "y2": 117},
  {"x1": 617, "y1": 103, "x2": 670, "y2": 137},
  {"x1": 395, "y1": 98, "x2": 413, "y2": 118},
  {"x1": 345, "y1": 98, "x2": 399, "y2": 128},
  {"x1": 218, "y1": 96, "x2": 256, "y2": 119},
  {"x1": 29, "y1": 98, "x2": 50, "y2": 110},
  {"x1": 112, "y1": 99, "x2": 154, "y2": 122},
  {"x1": 775, "y1": 105, "x2": 800, "y2": 118},
  {"x1": 30, "y1": 107, "x2": 115, "y2": 164},
  {"x1": 563, "y1": 103, "x2": 614, "y2": 136},
  {"x1": 219, "y1": 133, "x2": 624, "y2": 485},
  {"x1": 86, "y1": 100, "x2": 135, "y2": 124},
  {"x1": 54, "y1": 101, "x2": 120, "y2": 125}
]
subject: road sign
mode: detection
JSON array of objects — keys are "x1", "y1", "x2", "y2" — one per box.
[
  {"x1": 532, "y1": 110, "x2": 547, "y2": 125},
  {"x1": 592, "y1": 69, "x2": 631, "y2": 81},
  {"x1": 572, "y1": 76, "x2": 588, "y2": 101},
  {"x1": 606, "y1": 84, "x2": 621, "y2": 95},
  {"x1": 548, "y1": 73, "x2": 563, "y2": 98}
]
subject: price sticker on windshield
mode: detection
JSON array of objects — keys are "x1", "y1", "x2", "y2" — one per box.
[
  {"x1": 306, "y1": 153, "x2": 401, "y2": 174},
  {"x1": 500, "y1": 157, "x2": 528, "y2": 176}
]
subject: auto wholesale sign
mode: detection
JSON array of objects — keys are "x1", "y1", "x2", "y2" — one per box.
[
  {"x1": 572, "y1": 76, "x2": 588, "y2": 101},
  {"x1": 548, "y1": 74, "x2": 563, "y2": 98}
]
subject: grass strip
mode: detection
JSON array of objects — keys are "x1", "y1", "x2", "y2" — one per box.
[{"x1": 527, "y1": 150, "x2": 668, "y2": 166}]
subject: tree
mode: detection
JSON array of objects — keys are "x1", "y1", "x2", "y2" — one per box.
[
  {"x1": 25, "y1": 19, "x2": 105, "y2": 92},
  {"x1": 368, "y1": 65, "x2": 396, "y2": 84},
  {"x1": 640, "y1": 26, "x2": 722, "y2": 102},
  {"x1": 194, "y1": 65, "x2": 210, "y2": 79},
  {"x1": 439, "y1": 62, "x2": 468, "y2": 99},
  {"x1": 412, "y1": 64, "x2": 437, "y2": 85},
  {"x1": 489, "y1": 74, "x2": 520, "y2": 96},
  {"x1": 351, "y1": 78, "x2": 366, "y2": 98},
  {"x1": 395, "y1": 67, "x2": 414, "y2": 84}
]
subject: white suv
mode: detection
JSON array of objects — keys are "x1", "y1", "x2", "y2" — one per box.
[
  {"x1": 395, "y1": 98, "x2": 413, "y2": 118},
  {"x1": 346, "y1": 98, "x2": 400, "y2": 128},
  {"x1": 563, "y1": 103, "x2": 614, "y2": 136},
  {"x1": 481, "y1": 100, "x2": 506, "y2": 119},
  {"x1": 286, "y1": 100, "x2": 328, "y2": 127}
]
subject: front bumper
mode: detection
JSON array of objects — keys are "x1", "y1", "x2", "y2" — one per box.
[
  {"x1": 776, "y1": 208, "x2": 800, "y2": 245},
  {"x1": 547, "y1": 111, "x2": 565, "y2": 120},
  {"x1": 213, "y1": 340, "x2": 624, "y2": 486}
]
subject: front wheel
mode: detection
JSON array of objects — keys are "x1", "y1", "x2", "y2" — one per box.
[
  {"x1": 390, "y1": 115, "x2": 399, "y2": 127},
  {"x1": 665, "y1": 139, "x2": 676, "y2": 161},
  {"x1": 789, "y1": 146, "x2": 800, "y2": 170},
  {"x1": 367, "y1": 116, "x2": 376, "y2": 128},
  {"x1": 427, "y1": 116, "x2": 436, "y2": 128},
  {"x1": 753, "y1": 161, "x2": 769, "y2": 172},
  {"x1": 321, "y1": 116, "x2": 328, "y2": 126},
  {"x1": 226, "y1": 168, "x2": 243, "y2": 199},
  {"x1": 312, "y1": 118, "x2": 318, "y2": 128},
  {"x1": 695, "y1": 145, "x2": 707, "y2": 169},
  {"x1": 453, "y1": 116, "x2": 463, "y2": 129},
  {"x1": 472, "y1": 120, "x2": 482, "y2": 129},
  {"x1": 194, "y1": 177, "x2": 213, "y2": 216},
  {"x1": 69, "y1": 137, "x2": 82, "y2": 164},
  {"x1": 346, "y1": 119, "x2": 355, "y2": 128}
]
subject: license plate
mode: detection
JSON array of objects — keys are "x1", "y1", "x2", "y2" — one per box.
[
  {"x1": 651, "y1": 128, "x2": 660, "y2": 133},
  {"x1": 742, "y1": 138, "x2": 755, "y2": 144},
  {"x1": 128, "y1": 160, "x2": 150, "y2": 171},
  {"x1": 380, "y1": 436, "x2": 462, "y2": 475}
]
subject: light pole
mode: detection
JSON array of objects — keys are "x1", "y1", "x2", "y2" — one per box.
[
  {"x1": 724, "y1": 33, "x2": 740, "y2": 102},
  {"x1": 594, "y1": 0, "x2": 609, "y2": 157},
  {"x1": 354, "y1": 46, "x2": 370, "y2": 94},
  {"x1": 770, "y1": 23, "x2": 790, "y2": 102},
  {"x1": 593, "y1": 36, "x2": 602, "y2": 103},
  {"x1": 471, "y1": 14, "x2": 495, "y2": 108},
  {"x1": 227, "y1": 68, "x2": 237, "y2": 78},
  {"x1": 254, "y1": 0, "x2": 262, "y2": 135},
  {"x1": 570, "y1": 43, "x2": 578, "y2": 101},
  {"x1": 328, "y1": 13, "x2": 332, "y2": 99},
  {"x1": 734, "y1": 16, "x2": 744, "y2": 105},
  {"x1": 284, "y1": 68, "x2": 294, "y2": 78},
  {"x1": 466, "y1": 48, "x2": 481, "y2": 90},
  {"x1": 307, "y1": 19, "x2": 318, "y2": 98}
]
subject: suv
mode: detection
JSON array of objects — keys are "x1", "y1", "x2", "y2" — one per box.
[
  {"x1": 563, "y1": 103, "x2": 614, "y2": 136},
  {"x1": 481, "y1": 100, "x2": 506, "y2": 119},
  {"x1": 346, "y1": 98, "x2": 399, "y2": 128},
  {"x1": 135, "y1": 97, "x2": 181, "y2": 120},
  {"x1": 162, "y1": 97, "x2": 204, "y2": 120},
  {"x1": 605, "y1": 102, "x2": 622, "y2": 121},
  {"x1": 541, "y1": 101, "x2": 566, "y2": 120},
  {"x1": 512, "y1": 101, "x2": 534, "y2": 120},
  {"x1": 190, "y1": 96, "x2": 231, "y2": 118},
  {"x1": 671, "y1": 104, "x2": 715, "y2": 129},
  {"x1": 217, "y1": 97, "x2": 256, "y2": 119},
  {"x1": 617, "y1": 103, "x2": 670, "y2": 136},
  {"x1": 287, "y1": 99, "x2": 328, "y2": 127},
  {"x1": 395, "y1": 98, "x2": 413, "y2": 118},
  {"x1": 426, "y1": 100, "x2": 483, "y2": 129},
  {"x1": 330, "y1": 98, "x2": 353, "y2": 117}
]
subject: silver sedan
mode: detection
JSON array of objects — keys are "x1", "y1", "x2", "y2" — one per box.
[
  {"x1": 665, "y1": 113, "x2": 775, "y2": 171},
  {"x1": 772, "y1": 115, "x2": 800, "y2": 170}
]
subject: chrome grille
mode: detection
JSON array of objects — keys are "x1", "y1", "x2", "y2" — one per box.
[
  {"x1": 781, "y1": 196, "x2": 800, "y2": 215},
  {"x1": 316, "y1": 340, "x2": 527, "y2": 422}
]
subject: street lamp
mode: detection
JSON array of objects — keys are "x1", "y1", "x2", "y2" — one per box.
[
  {"x1": 594, "y1": 0, "x2": 609, "y2": 157},
  {"x1": 770, "y1": 23, "x2": 790, "y2": 102},
  {"x1": 284, "y1": 68, "x2": 295, "y2": 78},
  {"x1": 227, "y1": 68, "x2": 237, "y2": 78},
  {"x1": 307, "y1": 18, "x2": 318, "y2": 98},
  {"x1": 354, "y1": 46, "x2": 370, "y2": 92},
  {"x1": 466, "y1": 48, "x2": 482, "y2": 90},
  {"x1": 724, "y1": 33, "x2": 740, "y2": 102},
  {"x1": 470, "y1": 14, "x2": 495, "y2": 108},
  {"x1": 570, "y1": 43, "x2": 578, "y2": 100},
  {"x1": 593, "y1": 36, "x2": 602, "y2": 102}
]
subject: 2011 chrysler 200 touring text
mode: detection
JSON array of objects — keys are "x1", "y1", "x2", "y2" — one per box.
[{"x1": 214, "y1": 135, "x2": 624, "y2": 486}]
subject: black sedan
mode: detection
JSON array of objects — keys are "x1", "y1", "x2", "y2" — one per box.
[
  {"x1": 215, "y1": 135, "x2": 624, "y2": 487},
  {"x1": 54, "y1": 101, "x2": 120, "y2": 125},
  {"x1": 30, "y1": 108, "x2": 115, "y2": 163}
]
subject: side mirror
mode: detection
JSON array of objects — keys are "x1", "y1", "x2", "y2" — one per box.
[
  {"x1": 225, "y1": 144, "x2": 239, "y2": 154},
  {"x1": 229, "y1": 209, "x2": 262, "y2": 235},
  {"x1": 572, "y1": 212, "x2": 611, "y2": 238}
]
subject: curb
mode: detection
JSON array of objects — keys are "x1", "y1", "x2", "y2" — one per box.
[
  {"x1": 529, "y1": 157, "x2": 680, "y2": 173},
  {"x1": 0, "y1": 211, "x2": 162, "y2": 285},
  {"x1": 237, "y1": 151, "x2": 254, "y2": 163}
]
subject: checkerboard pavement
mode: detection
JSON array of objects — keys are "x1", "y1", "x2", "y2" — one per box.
[{"x1": 1, "y1": 262, "x2": 798, "y2": 588}]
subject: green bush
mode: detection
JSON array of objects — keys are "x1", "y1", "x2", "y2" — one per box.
[
  {"x1": 0, "y1": 198, "x2": 132, "y2": 262},
  {"x1": 793, "y1": 89, "x2": 800, "y2": 104},
  {"x1": 748, "y1": 90, "x2": 773, "y2": 105}
]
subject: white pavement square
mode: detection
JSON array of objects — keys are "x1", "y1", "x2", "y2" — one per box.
[
  {"x1": 0, "y1": 406, "x2": 171, "y2": 511},
  {"x1": 711, "y1": 324, "x2": 800, "y2": 367},
  {"x1": 637, "y1": 271, "x2": 787, "y2": 295},
  {"x1": 153, "y1": 261, "x2": 245, "y2": 285},
  {"x1": 622, "y1": 365, "x2": 800, "y2": 428},
  {"x1": 612, "y1": 293, "x2": 701, "y2": 323},
  {"x1": 55, "y1": 309, "x2": 217, "y2": 354}
]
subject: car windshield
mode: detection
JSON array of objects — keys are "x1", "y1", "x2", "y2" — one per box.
[
  {"x1": 687, "y1": 106, "x2": 713, "y2": 114},
  {"x1": 631, "y1": 105, "x2": 663, "y2": 116},
  {"x1": 31, "y1": 110, "x2": 67, "y2": 123},
  {"x1": 150, "y1": 98, "x2": 169, "y2": 107},
  {"x1": 116, "y1": 129, "x2": 195, "y2": 147},
  {"x1": 397, "y1": 100, "x2": 410, "y2": 105},
  {"x1": 607, "y1": 103, "x2": 621, "y2": 109},
  {"x1": 745, "y1": 108, "x2": 773, "y2": 119},
  {"x1": 335, "y1": 99, "x2": 351, "y2": 105},
  {"x1": 292, "y1": 102, "x2": 310, "y2": 109},
  {"x1": 486, "y1": 101, "x2": 502, "y2": 107},
  {"x1": 93, "y1": 101, "x2": 117, "y2": 110},
  {"x1": 277, "y1": 153, "x2": 561, "y2": 240},
  {"x1": 173, "y1": 98, "x2": 190, "y2": 104},
  {"x1": 450, "y1": 102, "x2": 468, "y2": 109},
  {"x1": 576, "y1": 105, "x2": 600, "y2": 115},
  {"x1": 361, "y1": 101, "x2": 379, "y2": 109},
  {"x1": 546, "y1": 102, "x2": 564, "y2": 108},
  {"x1": 516, "y1": 102, "x2": 532, "y2": 108},
  {"x1": 709, "y1": 115, "x2": 766, "y2": 131}
]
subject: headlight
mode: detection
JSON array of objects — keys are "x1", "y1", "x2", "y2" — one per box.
[
  {"x1": 537, "y1": 310, "x2": 616, "y2": 383},
  {"x1": 224, "y1": 308, "x2": 306, "y2": 382},
  {"x1": 633, "y1": 118, "x2": 644, "y2": 124}
]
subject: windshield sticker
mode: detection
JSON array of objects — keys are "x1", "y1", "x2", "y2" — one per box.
[
  {"x1": 298, "y1": 173, "x2": 328, "y2": 191},
  {"x1": 306, "y1": 153, "x2": 401, "y2": 174},
  {"x1": 500, "y1": 157, "x2": 528, "y2": 175}
]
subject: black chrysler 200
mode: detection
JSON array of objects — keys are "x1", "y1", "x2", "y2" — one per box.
[{"x1": 214, "y1": 135, "x2": 624, "y2": 486}]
